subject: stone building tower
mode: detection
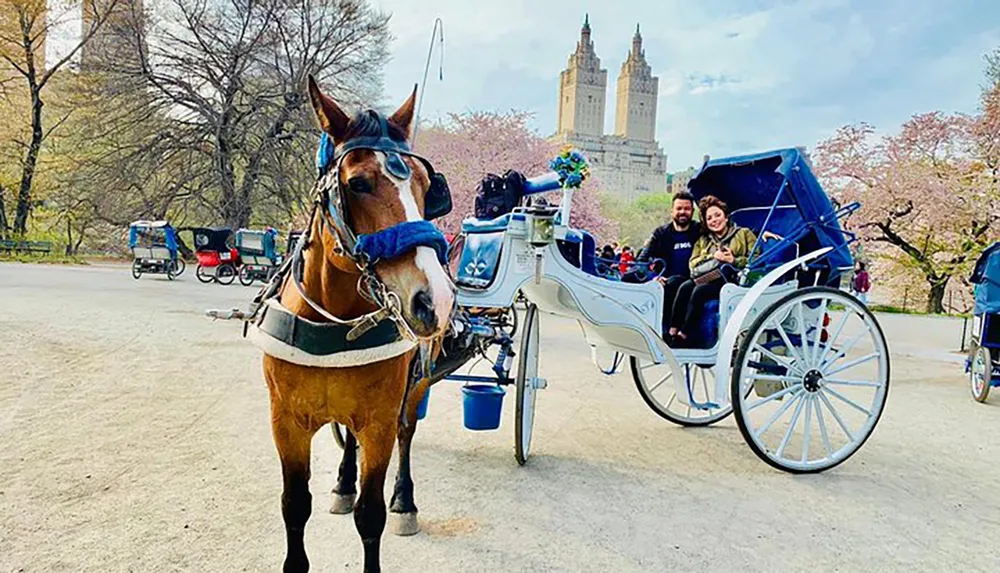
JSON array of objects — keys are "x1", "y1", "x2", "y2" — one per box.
[
  {"x1": 81, "y1": 0, "x2": 143, "y2": 71},
  {"x1": 614, "y1": 25, "x2": 658, "y2": 142},
  {"x1": 556, "y1": 15, "x2": 607, "y2": 138},
  {"x1": 552, "y1": 17, "x2": 667, "y2": 200}
]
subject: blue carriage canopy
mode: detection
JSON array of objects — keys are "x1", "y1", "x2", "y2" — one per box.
[
  {"x1": 687, "y1": 148, "x2": 854, "y2": 274},
  {"x1": 971, "y1": 242, "x2": 1000, "y2": 314},
  {"x1": 128, "y1": 220, "x2": 179, "y2": 255},
  {"x1": 236, "y1": 227, "x2": 279, "y2": 260}
]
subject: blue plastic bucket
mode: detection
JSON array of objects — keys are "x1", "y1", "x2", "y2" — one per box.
[
  {"x1": 416, "y1": 388, "x2": 430, "y2": 420},
  {"x1": 461, "y1": 385, "x2": 505, "y2": 430}
]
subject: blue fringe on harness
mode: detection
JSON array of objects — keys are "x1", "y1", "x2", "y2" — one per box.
[{"x1": 354, "y1": 221, "x2": 449, "y2": 266}]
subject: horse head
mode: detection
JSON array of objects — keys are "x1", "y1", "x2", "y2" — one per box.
[{"x1": 307, "y1": 76, "x2": 455, "y2": 339}]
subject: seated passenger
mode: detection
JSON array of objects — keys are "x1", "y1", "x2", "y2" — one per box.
[
  {"x1": 668, "y1": 195, "x2": 757, "y2": 346},
  {"x1": 628, "y1": 192, "x2": 699, "y2": 336}
]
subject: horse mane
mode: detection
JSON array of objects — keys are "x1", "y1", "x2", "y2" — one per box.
[{"x1": 343, "y1": 110, "x2": 408, "y2": 143}]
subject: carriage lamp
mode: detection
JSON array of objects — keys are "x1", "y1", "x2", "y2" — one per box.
[{"x1": 527, "y1": 210, "x2": 556, "y2": 247}]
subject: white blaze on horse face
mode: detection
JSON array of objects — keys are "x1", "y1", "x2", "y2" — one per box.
[{"x1": 377, "y1": 154, "x2": 455, "y2": 333}]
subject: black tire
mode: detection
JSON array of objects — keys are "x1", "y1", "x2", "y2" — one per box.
[
  {"x1": 216, "y1": 263, "x2": 237, "y2": 285},
  {"x1": 131, "y1": 260, "x2": 142, "y2": 280},
  {"x1": 971, "y1": 345, "x2": 992, "y2": 403},
  {"x1": 196, "y1": 264, "x2": 213, "y2": 284},
  {"x1": 238, "y1": 265, "x2": 254, "y2": 286},
  {"x1": 515, "y1": 303, "x2": 540, "y2": 466},
  {"x1": 731, "y1": 286, "x2": 889, "y2": 474},
  {"x1": 173, "y1": 258, "x2": 186, "y2": 277}
]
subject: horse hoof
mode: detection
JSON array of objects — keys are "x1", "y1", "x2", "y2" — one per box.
[
  {"x1": 330, "y1": 492, "x2": 356, "y2": 515},
  {"x1": 389, "y1": 512, "x2": 420, "y2": 536}
]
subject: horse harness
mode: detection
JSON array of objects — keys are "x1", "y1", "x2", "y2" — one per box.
[{"x1": 244, "y1": 110, "x2": 453, "y2": 374}]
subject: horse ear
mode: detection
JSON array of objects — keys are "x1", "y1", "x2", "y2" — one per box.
[
  {"x1": 389, "y1": 84, "x2": 418, "y2": 139},
  {"x1": 308, "y1": 75, "x2": 350, "y2": 142}
]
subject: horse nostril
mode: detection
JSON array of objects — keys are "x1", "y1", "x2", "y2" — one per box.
[{"x1": 411, "y1": 289, "x2": 436, "y2": 331}]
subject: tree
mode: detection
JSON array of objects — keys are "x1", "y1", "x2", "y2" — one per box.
[
  {"x1": 601, "y1": 191, "x2": 673, "y2": 249},
  {"x1": 414, "y1": 110, "x2": 613, "y2": 240},
  {"x1": 94, "y1": 0, "x2": 391, "y2": 230},
  {"x1": 0, "y1": 0, "x2": 122, "y2": 236},
  {"x1": 815, "y1": 114, "x2": 1000, "y2": 313}
]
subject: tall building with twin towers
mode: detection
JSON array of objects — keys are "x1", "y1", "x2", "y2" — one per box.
[{"x1": 551, "y1": 16, "x2": 667, "y2": 200}]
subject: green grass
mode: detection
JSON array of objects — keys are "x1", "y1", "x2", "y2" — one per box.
[{"x1": 0, "y1": 252, "x2": 88, "y2": 265}]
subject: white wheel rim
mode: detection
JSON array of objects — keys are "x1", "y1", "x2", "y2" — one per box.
[
  {"x1": 972, "y1": 348, "x2": 989, "y2": 397},
  {"x1": 736, "y1": 291, "x2": 888, "y2": 471},
  {"x1": 519, "y1": 310, "x2": 539, "y2": 457},
  {"x1": 634, "y1": 359, "x2": 731, "y2": 424}
]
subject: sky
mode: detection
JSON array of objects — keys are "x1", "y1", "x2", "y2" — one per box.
[{"x1": 372, "y1": 0, "x2": 1000, "y2": 170}]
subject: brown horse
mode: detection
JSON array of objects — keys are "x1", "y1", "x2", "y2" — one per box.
[{"x1": 261, "y1": 77, "x2": 454, "y2": 573}]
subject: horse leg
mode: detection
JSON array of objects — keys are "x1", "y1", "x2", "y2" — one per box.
[
  {"x1": 353, "y1": 426, "x2": 395, "y2": 573},
  {"x1": 272, "y1": 415, "x2": 317, "y2": 573},
  {"x1": 389, "y1": 384, "x2": 426, "y2": 536},
  {"x1": 330, "y1": 425, "x2": 358, "y2": 514}
]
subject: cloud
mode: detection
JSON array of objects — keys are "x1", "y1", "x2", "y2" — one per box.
[{"x1": 373, "y1": 0, "x2": 1000, "y2": 169}]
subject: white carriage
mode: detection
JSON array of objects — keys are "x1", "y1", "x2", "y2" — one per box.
[{"x1": 445, "y1": 148, "x2": 890, "y2": 473}]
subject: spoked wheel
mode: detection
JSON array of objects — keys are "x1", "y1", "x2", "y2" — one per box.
[
  {"x1": 195, "y1": 264, "x2": 214, "y2": 283},
  {"x1": 970, "y1": 346, "x2": 992, "y2": 403},
  {"x1": 238, "y1": 265, "x2": 255, "y2": 286},
  {"x1": 732, "y1": 286, "x2": 889, "y2": 473},
  {"x1": 172, "y1": 258, "x2": 186, "y2": 277},
  {"x1": 131, "y1": 260, "x2": 142, "y2": 280},
  {"x1": 216, "y1": 263, "x2": 237, "y2": 285},
  {"x1": 515, "y1": 303, "x2": 541, "y2": 466},
  {"x1": 630, "y1": 357, "x2": 732, "y2": 426}
]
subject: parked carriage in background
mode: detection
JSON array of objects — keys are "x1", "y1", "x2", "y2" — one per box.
[
  {"x1": 128, "y1": 220, "x2": 185, "y2": 280},
  {"x1": 236, "y1": 227, "x2": 280, "y2": 286},
  {"x1": 966, "y1": 242, "x2": 1000, "y2": 402},
  {"x1": 192, "y1": 227, "x2": 239, "y2": 285}
]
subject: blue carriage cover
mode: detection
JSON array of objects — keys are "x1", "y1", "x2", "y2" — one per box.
[
  {"x1": 236, "y1": 227, "x2": 279, "y2": 261},
  {"x1": 687, "y1": 148, "x2": 854, "y2": 276},
  {"x1": 128, "y1": 220, "x2": 179, "y2": 258},
  {"x1": 971, "y1": 242, "x2": 1000, "y2": 314}
]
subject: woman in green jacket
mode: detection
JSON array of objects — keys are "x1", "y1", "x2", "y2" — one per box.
[{"x1": 667, "y1": 195, "x2": 758, "y2": 346}]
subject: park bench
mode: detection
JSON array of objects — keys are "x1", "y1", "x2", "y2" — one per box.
[{"x1": 0, "y1": 239, "x2": 54, "y2": 255}]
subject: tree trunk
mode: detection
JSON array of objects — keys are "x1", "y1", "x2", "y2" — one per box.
[
  {"x1": 927, "y1": 277, "x2": 949, "y2": 314},
  {"x1": 0, "y1": 184, "x2": 9, "y2": 240},
  {"x1": 13, "y1": 90, "x2": 45, "y2": 236},
  {"x1": 65, "y1": 217, "x2": 74, "y2": 256}
]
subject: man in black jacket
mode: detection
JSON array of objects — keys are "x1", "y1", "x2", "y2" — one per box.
[{"x1": 632, "y1": 191, "x2": 700, "y2": 337}]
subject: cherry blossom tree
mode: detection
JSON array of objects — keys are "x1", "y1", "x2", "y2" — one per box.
[
  {"x1": 414, "y1": 110, "x2": 614, "y2": 239},
  {"x1": 815, "y1": 113, "x2": 1000, "y2": 313}
]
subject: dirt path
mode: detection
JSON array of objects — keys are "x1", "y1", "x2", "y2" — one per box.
[{"x1": 1, "y1": 263, "x2": 998, "y2": 572}]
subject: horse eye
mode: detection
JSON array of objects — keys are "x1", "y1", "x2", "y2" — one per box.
[{"x1": 347, "y1": 177, "x2": 372, "y2": 194}]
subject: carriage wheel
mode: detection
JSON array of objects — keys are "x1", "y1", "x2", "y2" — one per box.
[
  {"x1": 238, "y1": 265, "x2": 255, "y2": 286},
  {"x1": 216, "y1": 263, "x2": 237, "y2": 285},
  {"x1": 630, "y1": 357, "x2": 732, "y2": 426},
  {"x1": 515, "y1": 303, "x2": 541, "y2": 466},
  {"x1": 173, "y1": 258, "x2": 186, "y2": 277},
  {"x1": 131, "y1": 260, "x2": 142, "y2": 280},
  {"x1": 970, "y1": 346, "x2": 992, "y2": 403},
  {"x1": 195, "y1": 264, "x2": 213, "y2": 284},
  {"x1": 732, "y1": 287, "x2": 889, "y2": 473}
]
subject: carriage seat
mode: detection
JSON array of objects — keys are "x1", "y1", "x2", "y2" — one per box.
[{"x1": 462, "y1": 213, "x2": 518, "y2": 234}]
